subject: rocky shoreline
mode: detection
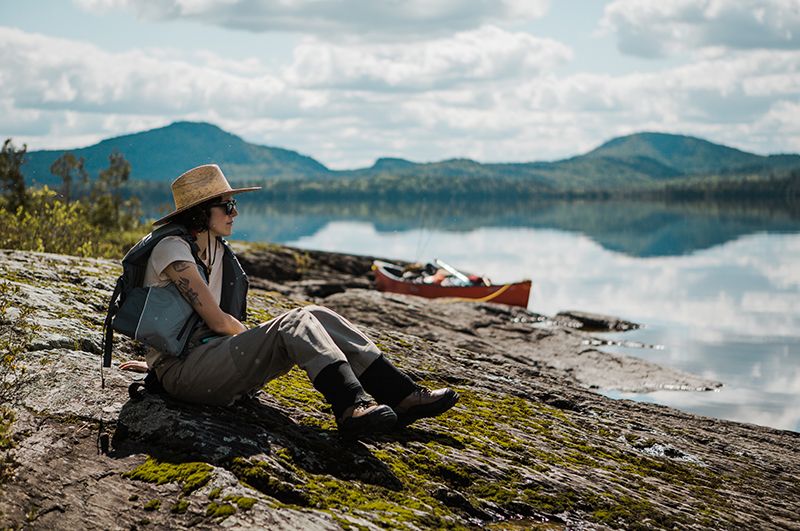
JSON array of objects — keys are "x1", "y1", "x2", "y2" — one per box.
[{"x1": 0, "y1": 245, "x2": 798, "y2": 529}]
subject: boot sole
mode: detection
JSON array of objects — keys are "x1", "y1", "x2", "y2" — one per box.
[
  {"x1": 396, "y1": 390, "x2": 459, "y2": 428},
  {"x1": 338, "y1": 405, "x2": 398, "y2": 439}
]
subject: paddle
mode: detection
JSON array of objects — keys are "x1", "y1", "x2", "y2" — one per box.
[{"x1": 434, "y1": 258, "x2": 472, "y2": 285}]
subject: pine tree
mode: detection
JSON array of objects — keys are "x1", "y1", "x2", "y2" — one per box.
[
  {"x1": 49, "y1": 152, "x2": 88, "y2": 203},
  {"x1": 0, "y1": 139, "x2": 27, "y2": 212}
]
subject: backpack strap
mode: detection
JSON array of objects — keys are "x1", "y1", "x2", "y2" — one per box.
[
  {"x1": 184, "y1": 234, "x2": 210, "y2": 279},
  {"x1": 100, "y1": 276, "x2": 125, "y2": 388}
]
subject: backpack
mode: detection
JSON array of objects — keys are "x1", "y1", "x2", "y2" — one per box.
[
  {"x1": 101, "y1": 223, "x2": 207, "y2": 387},
  {"x1": 101, "y1": 223, "x2": 250, "y2": 391}
]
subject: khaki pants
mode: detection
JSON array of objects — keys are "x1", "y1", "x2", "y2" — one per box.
[{"x1": 153, "y1": 305, "x2": 381, "y2": 406}]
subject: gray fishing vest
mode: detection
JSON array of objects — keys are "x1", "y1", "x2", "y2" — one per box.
[{"x1": 102, "y1": 223, "x2": 249, "y2": 368}]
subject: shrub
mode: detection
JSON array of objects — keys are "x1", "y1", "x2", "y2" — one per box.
[
  {"x1": 0, "y1": 187, "x2": 146, "y2": 258},
  {"x1": 1, "y1": 141, "x2": 148, "y2": 259}
]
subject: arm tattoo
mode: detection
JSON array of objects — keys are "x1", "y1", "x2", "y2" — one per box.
[
  {"x1": 171, "y1": 261, "x2": 192, "y2": 273},
  {"x1": 175, "y1": 276, "x2": 202, "y2": 308}
]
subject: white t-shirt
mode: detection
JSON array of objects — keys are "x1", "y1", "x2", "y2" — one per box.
[
  {"x1": 144, "y1": 235, "x2": 224, "y2": 305},
  {"x1": 143, "y1": 235, "x2": 224, "y2": 367}
]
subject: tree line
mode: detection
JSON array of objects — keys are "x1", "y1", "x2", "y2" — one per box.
[{"x1": 225, "y1": 166, "x2": 800, "y2": 207}]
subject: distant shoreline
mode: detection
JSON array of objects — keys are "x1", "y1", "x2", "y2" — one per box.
[{"x1": 109, "y1": 168, "x2": 800, "y2": 205}]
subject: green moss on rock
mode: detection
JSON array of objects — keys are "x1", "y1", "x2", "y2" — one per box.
[
  {"x1": 224, "y1": 495, "x2": 257, "y2": 511},
  {"x1": 206, "y1": 501, "x2": 237, "y2": 518},
  {"x1": 229, "y1": 457, "x2": 310, "y2": 506},
  {"x1": 300, "y1": 475, "x2": 455, "y2": 529},
  {"x1": 247, "y1": 307, "x2": 276, "y2": 326},
  {"x1": 170, "y1": 499, "x2": 190, "y2": 514},
  {"x1": 591, "y1": 494, "x2": 684, "y2": 529},
  {"x1": 262, "y1": 367, "x2": 334, "y2": 428},
  {"x1": 123, "y1": 457, "x2": 213, "y2": 494}
]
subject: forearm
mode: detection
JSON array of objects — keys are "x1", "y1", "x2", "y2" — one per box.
[
  {"x1": 165, "y1": 261, "x2": 247, "y2": 336},
  {"x1": 212, "y1": 313, "x2": 247, "y2": 336}
]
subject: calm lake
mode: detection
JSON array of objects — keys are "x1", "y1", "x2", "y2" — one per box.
[{"x1": 150, "y1": 197, "x2": 800, "y2": 432}]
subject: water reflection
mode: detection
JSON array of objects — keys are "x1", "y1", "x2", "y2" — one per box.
[
  {"x1": 282, "y1": 222, "x2": 800, "y2": 432},
  {"x1": 602, "y1": 328, "x2": 800, "y2": 432},
  {"x1": 148, "y1": 196, "x2": 800, "y2": 258}
]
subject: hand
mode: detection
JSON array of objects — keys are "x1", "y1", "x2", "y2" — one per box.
[
  {"x1": 232, "y1": 317, "x2": 248, "y2": 335},
  {"x1": 119, "y1": 360, "x2": 149, "y2": 373}
]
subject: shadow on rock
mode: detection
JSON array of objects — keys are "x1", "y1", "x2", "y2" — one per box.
[
  {"x1": 390, "y1": 426, "x2": 465, "y2": 449},
  {"x1": 110, "y1": 392, "x2": 403, "y2": 498}
]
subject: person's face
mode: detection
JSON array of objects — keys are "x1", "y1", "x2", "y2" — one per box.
[{"x1": 207, "y1": 194, "x2": 237, "y2": 237}]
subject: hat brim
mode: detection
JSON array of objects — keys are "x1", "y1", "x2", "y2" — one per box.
[{"x1": 152, "y1": 186, "x2": 261, "y2": 226}]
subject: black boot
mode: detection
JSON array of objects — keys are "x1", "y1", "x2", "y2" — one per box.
[
  {"x1": 359, "y1": 356, "x2": 458, "y2": 428},
  {"x1": 313, "y1": 361, "x2": 396, "y2": 437},
  {"x1": 394, "y1": 387, "x2": 459, "y2": 428},
  {"x1": 358, "y1": 355, "x2": 418, "y2": 408}
]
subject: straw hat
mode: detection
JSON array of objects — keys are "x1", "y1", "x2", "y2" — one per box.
[{"x1": 153, "y1": 164, "x2": 261, "y2": 225}]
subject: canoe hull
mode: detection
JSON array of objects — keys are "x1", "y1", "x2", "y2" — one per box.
[{"x1": 372, "y1": 261, "x2": 532, "y2": 308}]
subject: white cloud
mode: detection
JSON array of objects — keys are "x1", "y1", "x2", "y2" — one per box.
[
  {"x1": 73, "y1": 0, "x2": 550, "y2": 40},
  {"x1": 2, "y1": 23, "x2": 800, "y2": 168},
  {"x1": 286, "y1": 26, "x2": 572, "y2": 91},
  {"x1": 0, "y1": 23, "x2": 572, "y2": 165},
  {"x1": 0, "y1": 26, "x2": 293, "y2": 117},
  {"x1": 601, "y1": 0, "x2": 800, "y2": 57},
  {"x1": 531, "y1": 50, "x2": 800, "y2": 116},
  {"x1": 510, "y1": 49, "x2": 800, "y2": 153}
]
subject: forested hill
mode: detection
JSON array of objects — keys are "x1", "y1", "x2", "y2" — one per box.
[
  {"x1": 583, "y1": 132, "x2": 798, "y2": 176},
  {"x1": 21, "y1": 121, "x2": 331, "y2": 186},
  {"x1": 20, "y1": 121, "x2": 800, "y2": 193}
]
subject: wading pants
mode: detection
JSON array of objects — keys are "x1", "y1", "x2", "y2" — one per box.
[{"x1": 152, "y1": 305, "x2": 383, "y2": 407}]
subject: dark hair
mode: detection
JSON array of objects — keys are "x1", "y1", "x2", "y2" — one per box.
[{"x1": 172, "y1": 196, "x2": 220, "y2": 232}]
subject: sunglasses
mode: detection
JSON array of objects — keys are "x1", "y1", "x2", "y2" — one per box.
[{"x1": 210, "y1": 198, "x2": 237, "y2": 215}]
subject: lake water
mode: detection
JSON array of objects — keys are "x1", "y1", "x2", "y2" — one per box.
[{"x1": 160, "y1": 197, "x2": 800, "y2": 433}]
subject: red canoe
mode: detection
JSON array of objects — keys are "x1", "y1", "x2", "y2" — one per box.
[{"x1": 371, "y1": 260, "x2": 532, "y2": 308}]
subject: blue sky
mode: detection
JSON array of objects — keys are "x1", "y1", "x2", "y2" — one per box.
[{"x1": 1, "y1": 0, "x2": 798, "y2": 169}]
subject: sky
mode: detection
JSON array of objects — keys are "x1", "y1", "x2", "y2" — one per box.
[{"x1": 1, "y1": 0, "x2": 799, "y2": 169}]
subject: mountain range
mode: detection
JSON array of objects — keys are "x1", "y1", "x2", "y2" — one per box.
[{"x1": 18, "y1": 121, "x2": 800, "y2": 193}]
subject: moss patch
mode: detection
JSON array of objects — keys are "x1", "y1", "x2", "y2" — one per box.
[
  {"x1": 246, "y1": 307, "x2": 276, "y2": 326},
  {"x1": 0, "y1": 280, "x2": 38, "y2": 486},
  {"x1": 301, "y1": 476, "x2": 457, "y2": 529},
  {"x1": 206, "y1": 501, "x2": 237, "y2": 518},
  {"x1": 262, "y1": 367, "x2": 335, "y2": 428},
  {"x1": 170, "y1": 500, "x2": 190, "y2": 514},
  {"x1": 224, "y1": 495, "x2": 257, "y2": 511},
  {"x1": 229, "y1": 457, "x2": 310, "y2": 506},
  {"x1": 247, "y1": 290, "x2": 311, "y2": 318},
  {"x1": 123, "y1": 457, "x2": 213, "y2": 494}
]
